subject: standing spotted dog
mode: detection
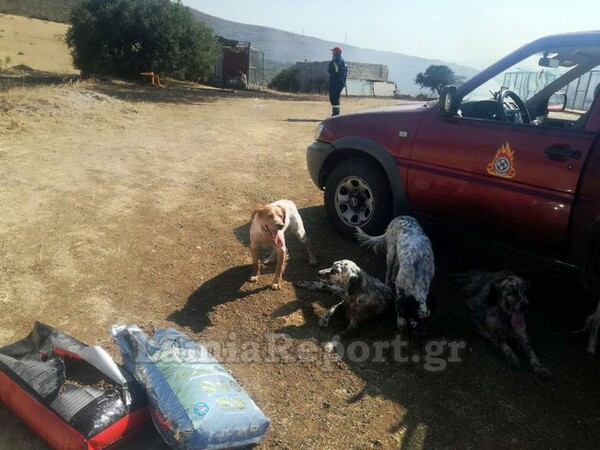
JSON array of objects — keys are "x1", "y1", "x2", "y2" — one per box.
[
  {"x1": 248, "y1": 199, "x2": 318, "y2": 290},
  {"x1": 355, "y1": 216, "x2": 436, "y2": 335}
]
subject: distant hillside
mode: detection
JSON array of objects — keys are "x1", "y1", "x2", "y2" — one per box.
[
  {"x1": 0, "y1": 0, "x2": 479, "y2": 95},
  {"x1": 0, "y1": 14, "x2": 76, "y2": 74},
  {"x1": 0, "y1": 0, "x2": 80, "y2": 22},
  {"x1": 189, "y1": 9, "x2": 478, "y2": 95}
]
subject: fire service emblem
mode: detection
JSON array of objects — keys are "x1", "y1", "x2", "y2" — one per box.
[{"x1": 487, "y1": 142, "x2": 516, "y2": 178}]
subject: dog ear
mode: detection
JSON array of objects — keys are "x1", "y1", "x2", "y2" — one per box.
[
  {"x1": 347, "y1": 272, "x2": 364, "y2": 295},
  {"x1": 279, "y1": 205, "x2": 287, "y2": 223},
  {"x1": 251, "y1": 204, "x2": 265, "y2": 220},
  {"x1": 487, "y1": 279, "x2": 504, "y2": 306}
]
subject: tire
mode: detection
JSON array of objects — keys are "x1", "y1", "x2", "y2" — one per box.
[{"x1": 324, "y1": 157, "x2": 393, "y2": 239}]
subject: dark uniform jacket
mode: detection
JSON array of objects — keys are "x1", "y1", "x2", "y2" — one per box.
[{"x1": 328, "y1": 55, "x2": 347, "y2": 91}]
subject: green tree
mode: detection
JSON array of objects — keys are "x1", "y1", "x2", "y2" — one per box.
[
  {"x1": 66, "y1": 0, "x2": 221, "y2": 81},
  {"x1": 414, "y1": 65, "x2": 464, "y2": 95},
  {"x1": 268, "y1": 66, "x2": 299, "y2": 92}
]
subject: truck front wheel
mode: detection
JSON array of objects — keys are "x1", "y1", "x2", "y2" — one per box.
[{"x1": 324, "y1": 158, "x2": 392, "y2": 239}]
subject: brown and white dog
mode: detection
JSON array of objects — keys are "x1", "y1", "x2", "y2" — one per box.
[
  {"x1": 451, "y1": 270, "x2": 551, "y2": 376},
  {"x1": 248, "y1": 199, "x2": 317, "y2": 290}
]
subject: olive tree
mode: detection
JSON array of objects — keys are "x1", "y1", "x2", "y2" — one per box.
[
  {"x1": 414, "y1": 65, "x2": 465, "y2": 95},
  {"x1": 66, "y1": 0, "x2": 221, "y2": 81}
]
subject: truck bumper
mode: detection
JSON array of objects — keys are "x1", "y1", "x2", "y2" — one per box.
[{"x1": 306, "y1": 140, "x2": 335, "y2": 189}]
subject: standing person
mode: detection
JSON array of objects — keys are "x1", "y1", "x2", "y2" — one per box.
[{"x1": 328, "y1": 46, "x2": 347, "y2": 116}]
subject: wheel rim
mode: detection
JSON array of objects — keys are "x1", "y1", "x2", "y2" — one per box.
[{"x1": 334, "y1": 175, "x2": 375, "y2": 227}]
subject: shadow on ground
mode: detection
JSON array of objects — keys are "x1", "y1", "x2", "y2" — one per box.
[
  {"x1": 169, "y1": 208, "x2": 600, "y2": 449},
  {"x1": 93, "y1": 79, "x2": 325, "y2": 106},
  {"x1": 0, "y1": 70, "x2": 327, "y2": 106},
  {"x1": 170, "y1": 206, "x2": 370, "y2": 333}
]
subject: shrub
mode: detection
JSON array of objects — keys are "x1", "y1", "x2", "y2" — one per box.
[
  {"x1": 66, "y1": 0, "x2": 221, "y2": 81},
  {"x1": 268, "y1": 66, "x2": 299, "y2": 92}
]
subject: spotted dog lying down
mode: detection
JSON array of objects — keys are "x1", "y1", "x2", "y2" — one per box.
[
  {"x1": 355, "y1": 216, "x2": 436, "y2": 335},
  {"x1": 296, "y1": 260, "x2": 393, "y2": 345},
  {"x1": 451, "y1": 270, "x2": 551, "y2": 377}
]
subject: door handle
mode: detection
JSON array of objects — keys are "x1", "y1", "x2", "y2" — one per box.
[{"x1": 544, "y1": 145, "x2": 581, "y2": 161}]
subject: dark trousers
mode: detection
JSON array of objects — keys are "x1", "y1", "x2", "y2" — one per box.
[{"x1": 329, "y1": 84, "x2": 344, "y2": 116}]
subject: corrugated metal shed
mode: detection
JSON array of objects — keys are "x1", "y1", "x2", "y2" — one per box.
[{"x1": 214, "y1": 36, "x2": 264, "y2": 86}]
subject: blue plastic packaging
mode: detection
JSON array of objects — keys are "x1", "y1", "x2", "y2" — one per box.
[{"x1": 112, "y1": 325, "x2": 270, "y2": 449}]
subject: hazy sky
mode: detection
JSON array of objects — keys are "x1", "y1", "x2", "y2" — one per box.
[{"x1": 181, "y1": 0, "x2": 598, "y2": 68}]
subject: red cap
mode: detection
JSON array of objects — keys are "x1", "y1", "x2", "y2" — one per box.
[{"x1": 331, "y1": 46, "x2": 342, "y2": 54}]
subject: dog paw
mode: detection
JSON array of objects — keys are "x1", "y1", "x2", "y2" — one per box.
[
  {"x1": 397, "y1": 317, "x2": 407, "y2": 330},
  {"x1": 319, "y1": 315, "x2": 332, "y2": 328},
  {"x1": 587, "y1": 337, "x2": 598, "y2": 357},
  {"x1": 324, "y1": 336, "x2": 342, "y2": 354},
  {"x1": 248, "y1": 276, "x2": 258, "y2": 283},
  {"x1": 323, "y1": 342, "x2": 336, "y2": 353},
  {"x1": 270, "y1": 282, "x2": 282, "y2": 290}
]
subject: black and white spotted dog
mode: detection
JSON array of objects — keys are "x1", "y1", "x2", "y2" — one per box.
[
  {"x1": 573, "y1": 301, "x2": 600, "y2": 357},
  {"x1": 451, "y1": 270, "x2": 551, "y2": 377},
  {"x1": 355, "y1": 216, "x2": 436, "y2": 335},
  {"x1": 296, "y1": 260, "x2": 393, "y2": 344}
]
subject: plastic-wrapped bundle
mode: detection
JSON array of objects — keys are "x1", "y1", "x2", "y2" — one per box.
[
  {"x1": 0, "y1": 322, "x2": 149, "y2": 450},
  {"x1": 113, "y1": 325, "x2": 270, "y2": 449}
]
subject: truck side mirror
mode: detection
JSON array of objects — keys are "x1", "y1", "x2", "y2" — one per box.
[
  {"x1": 547, "y1": 92, "x2": 567, "y2": 112},
  {"x1": 439, "y1": 85, "x2": 458, "y2": 114}
]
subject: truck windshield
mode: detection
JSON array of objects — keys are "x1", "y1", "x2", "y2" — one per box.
[{"x1": 464, "y1": 53, "x2": 571, "y2": 103}]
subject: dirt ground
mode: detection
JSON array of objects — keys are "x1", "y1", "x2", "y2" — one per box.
[{"x1": 1, "y1": 14, "x2": 600, "y2": 450}]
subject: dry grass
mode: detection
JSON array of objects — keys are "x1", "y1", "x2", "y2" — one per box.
[
  {"x1": 2, "y1": 13, "x2": 600, "y2": 450},
  {"x1": 0, "y1": 14, "x2": 76, "y2": 74},
  {"x1": 0, "y1": 82, "x2": 134, "y2": 134}
]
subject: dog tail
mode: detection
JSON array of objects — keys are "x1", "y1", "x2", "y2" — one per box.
[{"x1": 354, "y1": 226, "x2": 387, "y2": 254}]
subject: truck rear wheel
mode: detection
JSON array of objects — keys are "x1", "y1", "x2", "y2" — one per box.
[{"x1": 324, "y1": 157, "x2": 392, "y2": 239}]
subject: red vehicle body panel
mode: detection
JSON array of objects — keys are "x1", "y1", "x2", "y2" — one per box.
[
  {"x1": 308, "y1": 31, "x2": 600, "y2": 274},
  {"x1": 407, "y1": 106, "x2": 596, "y2": 252},
  {"x1": 324, "y1": 103, "x2": 425, "y2": 191},
  {"x1": 570, "y1": 137, "x2": 600, "y2": 265}
]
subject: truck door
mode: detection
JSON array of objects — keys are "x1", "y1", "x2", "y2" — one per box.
[{"x1": 407, "y1": 107, "x2": 596, "y2": 252}]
